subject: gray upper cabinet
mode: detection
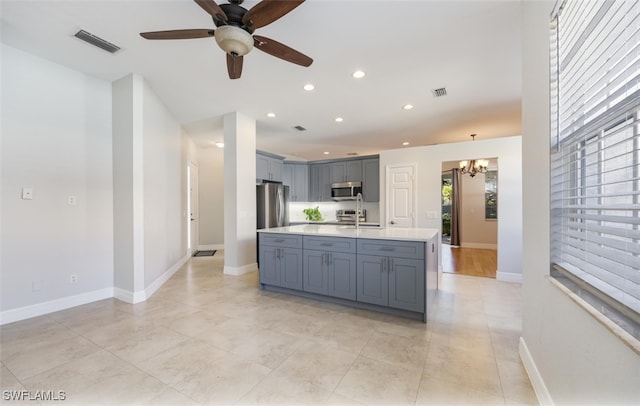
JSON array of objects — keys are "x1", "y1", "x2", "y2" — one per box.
[
  {"x1": 309, "y1": 163, "x2": 332, "y2": 202},
  {"x1": 283, "y1": 163, "x2": 309, "y2": 202},
  {"x1": 307, "y1": 157, "x2": 377, "y2": 202},
  {"x1": 362, "y1": 158, "x2": 379, "y2": 202},
  {"x1": 330, "y1": 162, "x2": 346, "y2": 184},
  {"x1": 346, "y1": 160, "x2": 363, "y2": 182},
  {"x1": 329, "y1": 160, "x2": 363, "y2": 183},
  {"x1": 256, "y1": 152, "x2": 283, "y2": 182}
]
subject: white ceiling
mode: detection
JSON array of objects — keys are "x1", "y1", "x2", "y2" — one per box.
[{"x1": 0, "y1": 0, "x2": 522, "y2": 161}]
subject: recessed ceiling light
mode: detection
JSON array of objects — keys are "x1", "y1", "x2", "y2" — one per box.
[
  {"x1": 402, "y1": 142, "x2": 410, "y2": 146},
  {"x1": 215, "y1": 142, "x2": 224, "y2": 148},
  {"x1": 335, "y1": 117, "x2": 343, "y2": 122},
  {"x1": 266, "y1": 112, "x2": 276, "y2": 118},
  {"x1": 304, "y1": 83, "x2": 315, "y2": 91},
  {"x1": 323, "y1": 151, "x2": 330, "y2": 155},
  {"x1": 352, "y1": 70, "x2": 366, "y2": 79},
  {"x1": 403, "y1": 104, "x2": 414, "y2": 110}
]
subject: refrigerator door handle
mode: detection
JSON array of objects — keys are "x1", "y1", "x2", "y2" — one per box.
[{"x1": 275, "y1": 187, "x2": 282, "y2": 226}]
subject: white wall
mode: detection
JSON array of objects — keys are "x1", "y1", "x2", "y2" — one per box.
[
  {"x1": 112, "y1": 74, "x2": 190, "y2": 302},
  {"x1": 197, "y1": 146, "x2": 224, "y2": 247},
  {"x1": 1, "y1": 45, "x2": 113, "y2": 321},
  {"x1": 520, "y1": 2, "x2": 640, "y2": 404},
  {"x1": 380, "y1": 136, "x2": 522, "y2": 280},
  {"x1": 142, "y1": 80, "x2": 185, "y2": 287}
]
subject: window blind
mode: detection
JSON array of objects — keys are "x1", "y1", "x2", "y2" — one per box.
[{"x1": 550, "y1": 0, "x2": 640, "y2": 325}]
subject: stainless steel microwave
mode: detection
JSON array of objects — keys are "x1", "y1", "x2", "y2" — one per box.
[{"x1": 331, "y1": 181, "x2": 362, "y2": 201}]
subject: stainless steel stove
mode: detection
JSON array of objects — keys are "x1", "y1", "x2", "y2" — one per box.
[{"x1": 335, "y1": 209, "x2": 366, "y2": 224}]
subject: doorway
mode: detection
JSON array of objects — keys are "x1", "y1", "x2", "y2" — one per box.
[
  {"x1": 441, "y1": 159, "x2": 498, "y2": 278},
  {"x1": 385, "y1": 163, "x2": 417, "y2": 227},
  {"x1": 187, "y1": 161, "x2": 199, "y2": 255}
]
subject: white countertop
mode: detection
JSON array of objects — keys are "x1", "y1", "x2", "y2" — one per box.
[{"x1": 258, "y1": 224, "x2": 439, "y2": 242}]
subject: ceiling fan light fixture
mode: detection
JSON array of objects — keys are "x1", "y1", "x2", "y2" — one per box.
[{"x1": 214, "y1": 25, "x2": 254, "y2": 56}]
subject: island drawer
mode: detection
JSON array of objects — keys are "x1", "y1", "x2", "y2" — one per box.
[
  {"x1": 259, "y1": 233, "x2": 303, "y2": 249},
  {"x1": 303, "y1": 236, "x2": 356, "y2": 253},
  {"x1": 356, "y1": 239, "x2": 424, "y2": 259}
]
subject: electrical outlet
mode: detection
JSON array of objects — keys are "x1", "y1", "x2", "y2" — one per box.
[
  {"x1": 67, "y1": 195, "x2": 77, "y2": 206},
  {"x1": 70, "y1": 274, "x2": 78, "y2": 284},
  {"x1": 22, "y1": 187, "x2": 33, "y2": 200},
  {"x1": 32, "y1": 280, "x2": 42, "y2": 292}
]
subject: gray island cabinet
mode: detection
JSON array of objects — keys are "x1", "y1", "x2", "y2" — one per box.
[{"x1": 258, "y1": 224, "x2": 439, "y2": 322}]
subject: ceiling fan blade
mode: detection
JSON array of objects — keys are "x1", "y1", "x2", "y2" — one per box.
[
  {"x1": 226, "y1": 53, "x2": 244, "y2": 79},
  {"x1": 140, "y1": 29, "x2": 214, "y2": 40},
  {"x1": 194, "y1": 0, "x2": 228, "y2": 23},
  {"x1": 242, "y1": 0, "x2": 305, "y2": 30},
  {"x1": 253, "y1": 35, "x2": 313, "y2": 67}
]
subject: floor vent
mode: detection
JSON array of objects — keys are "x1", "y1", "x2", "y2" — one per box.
[
  {"x1": 432, "y1": 87, "x2": 448, "y2": 97},
  {"x1": 74, "y1": 30, "x2": 121, "y2": 54},
  {"x1": 293, "y1": 125, "x2": 307, "y2": 131}
]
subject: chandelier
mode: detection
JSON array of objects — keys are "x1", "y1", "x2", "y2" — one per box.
[{"x1": 459, "y1": 134, "x2": 489, "y2": 177}]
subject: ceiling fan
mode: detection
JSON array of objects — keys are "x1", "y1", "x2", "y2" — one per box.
[{"x1": 140, "y1": 0, "x2": 313, "y2": 79}]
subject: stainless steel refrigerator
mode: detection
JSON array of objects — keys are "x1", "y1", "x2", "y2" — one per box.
[{"x1": 256, "y1": 182, "x2": 289, "y2": 229}]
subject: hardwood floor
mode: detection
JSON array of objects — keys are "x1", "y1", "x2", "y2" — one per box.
[{"x1": 441, "y1": 244, "x2": 497, "y2": 278}]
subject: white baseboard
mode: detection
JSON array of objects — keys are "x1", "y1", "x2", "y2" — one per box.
[
  {"x1": 497, "y1": 271, "x2": 523, "y2": 283},
  {"x1": 519, "y1": 337, "x2": 553, "y2": 405},
  {"x1": 460, "y1": 242, "x2": 498, "y2": 249},
  {"x1": 224, "y1": 262, "x2": 258, "y2": 276},
  {"x1": 0, "y1": 287, "x2": 113, "y2": 326},
  {"x1": 115, "y1": 254, "x2": 189, "y2": 304},
  {"x1": 0, "y1": 255, "x2": 192, "y2": 323},
  {"x1": 144, "y1": 254, "x2": 188, "y2": 299},
  {"x1": 198, "y1": 244, "x2": 223, "y2": 251},
  {"x1": 113, "y1": 287, "x2": 146, "y2": 304}
]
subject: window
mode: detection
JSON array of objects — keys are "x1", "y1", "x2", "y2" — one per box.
[
  {"x1": 550, "y1": 0, "x2": 640, "y2": 339},
  {"x1": 484, "y1": 170, "x2": 497, "y2": 219}
]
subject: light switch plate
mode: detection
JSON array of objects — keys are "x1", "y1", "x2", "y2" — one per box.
[{"x1": 22, "y1": 188, "x2": 33, "y2": 200}]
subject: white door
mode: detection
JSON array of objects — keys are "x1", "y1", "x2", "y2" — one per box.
[
  {"x1": 386, "y1": 164, "x2": 416, "y2": 227},
  {"x1": 188, "y1": 162, "x2": 199, "y2": 254}
]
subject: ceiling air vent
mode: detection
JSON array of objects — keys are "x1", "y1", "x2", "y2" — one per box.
[
  {"x1": 74, "y1": 29, "x2": 121, "y2": 54},
  {"x1": 432, "y1": 87, "x2": 447, "y2": 97},
  {"x1": 346, "y1": 152, "x2": 359, "y2": 156},
  {"x1": 293, "y1": 125, "x2": 307, "y2": 131}
]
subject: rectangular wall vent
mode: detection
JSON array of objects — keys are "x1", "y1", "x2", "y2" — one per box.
[
  {"x1": 432, "y1": 87, "x2": 447, "y2": 97},
  {"x1": 293, "y1": 125, "x2": 307, "y2": 131},
  {"x1": 74, "y1": 30, "x2": 121, "y2": 54}
]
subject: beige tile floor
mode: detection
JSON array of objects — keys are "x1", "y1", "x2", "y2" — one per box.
[{"x1": 0, "y1": 251, "x2": 537, "y2": 405}]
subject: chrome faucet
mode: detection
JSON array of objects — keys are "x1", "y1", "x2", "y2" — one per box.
[{"x1": 355, "y1": 192, "x2": 363, "y2": 230}]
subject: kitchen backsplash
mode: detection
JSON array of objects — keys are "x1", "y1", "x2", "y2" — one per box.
[{"x1": 289, "y1": 201, "x2": 380, "y2": 223}]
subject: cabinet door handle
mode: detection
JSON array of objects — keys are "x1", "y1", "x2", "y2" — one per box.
[
  {"x1": 329, "y1": 253, "x2": 332, "y2": 265},
  {"x1": 382, "y1": 257, "x2": 386, "y2": 272},
  {"x1": 320, "y1": 242, "x2": 332, "y2": 247},
  {"x1": 389, "y1": 258, "x2": 394, "y2": 272},
  {"x1": 379, "y1": 247, "x2": 395, "y2": 252}
]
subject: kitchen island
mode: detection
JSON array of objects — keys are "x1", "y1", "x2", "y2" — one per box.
[{"x1": 257, "y1": 224, "x2": 439, "y2": 322}]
